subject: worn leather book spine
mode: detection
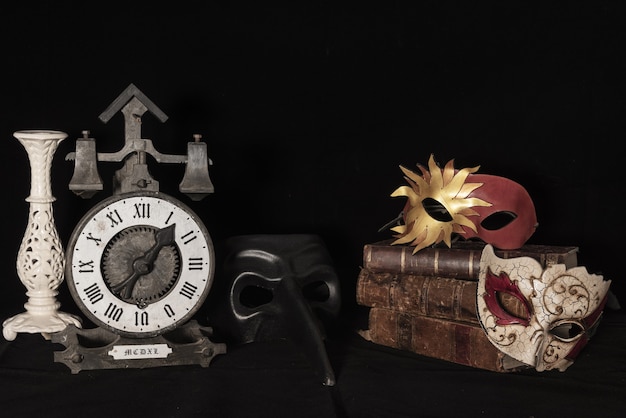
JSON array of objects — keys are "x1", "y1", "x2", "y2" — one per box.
[
  {"x1": 363, "y1": 307, "x2": 529, "y2": 372},
  {"x1": 356, "y1": 268, "x2": 481, "y2": 324},
  {"x1": 362, "y1": 240, "x2": 579, "y2": 280}
]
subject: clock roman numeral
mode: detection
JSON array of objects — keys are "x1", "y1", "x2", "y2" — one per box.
[
  {"x1": 78, "y1": 259, "x2": 95, "y2": 273},
  {"x1": 181, "y1": 231, "x2": 198, "y2": 245},
  {"x1": 85, "y1": 232, "x2": 102, "y2": 246},
  {"x1": 135, "y1": 311, "x2": 149, "y2": 326},
  {"x1": 105, "y1": 209, "x2": 124, "y2": 227},
  {"x1": 83, "y1": 283, "x2": 103, "y2": 304},
  {"x1": 179, "y1": 281, "x2": 198, "y2": 299},
  {"x1": 164, "y1": 304, "x2": 175, "y2": 318},
  {"x1": 104, "y1": 303, "x2": 123, "y2": 321},
  {"x1": 187, "y1": 257, "x2": 204, "y2": 270},
  {"x1": 133, "y1": 203, "x2": 150, "y2": 219}
]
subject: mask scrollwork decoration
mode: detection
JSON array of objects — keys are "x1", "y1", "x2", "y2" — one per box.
[{"x1": 477, "y1": 244, "x2": 612, "y2": 372}]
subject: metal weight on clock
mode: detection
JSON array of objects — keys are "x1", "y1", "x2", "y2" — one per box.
[{"x1": 66, "y1": 191, "x2": 214, "y2": 338}]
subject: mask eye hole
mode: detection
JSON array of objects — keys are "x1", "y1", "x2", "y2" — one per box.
[
  {"x1": 549, "y1": 320, "x2": 584, "y2": 342},
  {"x1": 496, "y1": 292, "x2": 531, "y2": 322},
  {"x1": 240, "y1": 285, "x2": 273, "y2": 308},
  {"x1": 302, "y1": 280, "x2": 330, "y2": 302},
  {"x1": 422, "y1": 197, "x2": 453, "y2": 222},
  {"x1": 480, "y1": 211, "x2": 517, "y2": 230}
]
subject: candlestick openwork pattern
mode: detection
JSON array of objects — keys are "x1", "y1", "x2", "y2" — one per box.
[{"x1": 3, "y1": 130, "x2": 81, "y2": 341}]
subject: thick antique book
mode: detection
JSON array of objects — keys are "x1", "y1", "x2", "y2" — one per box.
[
  {"x1": 360, "y1": 307, "x2": 530, "y2": 372},
  {"x1": 356, "y1": 268, "x2": 530, "y2": 325},
  {"x1": 362, "y1": 239, "x2": 579, "y2": 280},
  {"x1": 356, "y1": 268, "x2": 477, "y2": 324}
]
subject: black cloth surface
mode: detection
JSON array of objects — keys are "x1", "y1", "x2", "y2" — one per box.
[{"x1": 1, "y1": 310, "x2": 624, "y2": 418}]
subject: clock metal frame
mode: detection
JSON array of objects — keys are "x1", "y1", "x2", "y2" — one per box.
[{"x1": 54, "y1": 83, "x2": 225, "y2": 372}]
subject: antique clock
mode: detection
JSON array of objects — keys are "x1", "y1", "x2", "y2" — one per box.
[
  {"x1": 66, "y1": 191, "x2": 213, "y2": 338},
  {"x1": 53, "y1": 84, "x2": 225, "y2": 372}
]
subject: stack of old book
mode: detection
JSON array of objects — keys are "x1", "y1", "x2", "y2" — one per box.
[{"x1": 356, "y1": 239, "x2": 579, "y2": 372}]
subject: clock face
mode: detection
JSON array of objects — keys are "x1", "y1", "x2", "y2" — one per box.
[{"x1": 66, "y1": 191, "x2": 214, "y2": 338}]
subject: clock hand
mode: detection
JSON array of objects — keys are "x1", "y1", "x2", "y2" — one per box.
[{"x1": 111, "y1": 223, "x2": 177, "y2": 300}]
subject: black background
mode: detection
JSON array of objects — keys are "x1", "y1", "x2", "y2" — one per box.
[{"x1": 1, "y1": 3, "x2": 625, "y2": 417}]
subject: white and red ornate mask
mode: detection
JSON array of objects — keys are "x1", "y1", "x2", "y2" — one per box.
[{"x1": 477, "y1": 244, "x2": 611, "y2": 371}]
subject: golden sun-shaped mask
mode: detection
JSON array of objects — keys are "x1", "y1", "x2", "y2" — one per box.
[{"x1": 390, "y1": 154, "x2": 492, "y2": 254}]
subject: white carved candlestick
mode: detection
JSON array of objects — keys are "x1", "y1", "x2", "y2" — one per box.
[{"x1": 3, "y1": 130, "x2": 81, "y2": 341}]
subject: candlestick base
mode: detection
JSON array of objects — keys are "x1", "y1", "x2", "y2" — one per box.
[{"x1": 3, "y1": 311, "x2": 82, "y2": 341}]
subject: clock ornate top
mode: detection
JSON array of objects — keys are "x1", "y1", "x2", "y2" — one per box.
[{"x1": 66, "y1": 83, "x2": 214, "y2": 201}]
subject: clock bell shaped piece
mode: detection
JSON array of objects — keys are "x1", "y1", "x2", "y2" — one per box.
[
  {"x1": 67, "y1": 83, "x2": 214, "y2": 201},
  {"x1": 207, "y1": 234, "x2": 341, "y2": 386},
  {"x1": 477, "y1": 244, "x2": 611, "y2": 371},
  {"x1": 54, "y1": 83, "x2": 225, "y2": 372},
  {"x1": 388, "y1": 154, "x2": 538, "y2": 253}
]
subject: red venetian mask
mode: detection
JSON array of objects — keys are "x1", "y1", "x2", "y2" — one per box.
[{"x1": 390, "y1": 154, "x2": 538, "y2": 253}]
